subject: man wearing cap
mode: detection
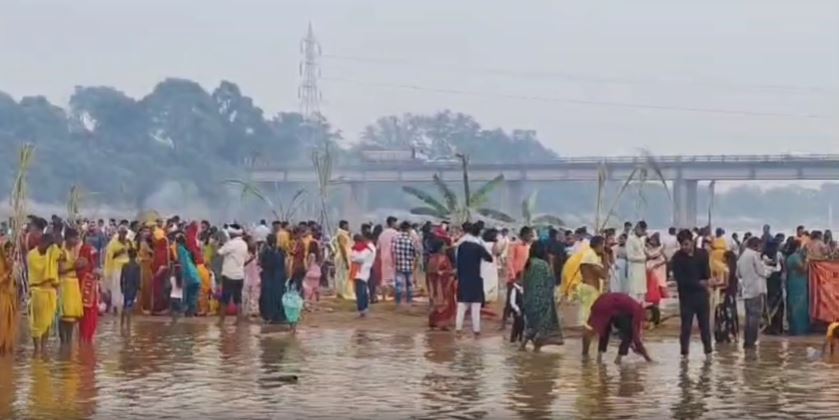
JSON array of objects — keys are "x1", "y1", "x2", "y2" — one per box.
[{"x1": 217, "y1": 224, "x2": 249, "y2": 325}]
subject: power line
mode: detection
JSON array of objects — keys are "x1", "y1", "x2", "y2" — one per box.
[
  {"x1": 322, "y1": 53, "x2": 837, "y2": 96},
  {"x1": 321, "y1": 76, "x2": 828, "y2": 119}
]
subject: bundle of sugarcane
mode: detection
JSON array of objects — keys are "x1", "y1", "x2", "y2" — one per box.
[
  {"x1": 312, "y1": 143, "x2": 334, "y2": 233},
  {"x1": 66, "y1": 184, "x2": 82, "y2": 229},
  {"x1": 0, "y1": 144, "x2": 35, "y2": 354}
]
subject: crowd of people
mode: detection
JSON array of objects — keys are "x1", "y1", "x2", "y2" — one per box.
[{"x1": 1, "y1": 213, "x2": 837, "y2": 363}]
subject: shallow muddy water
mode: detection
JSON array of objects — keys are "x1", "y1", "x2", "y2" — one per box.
[{"x1": 1, "y1": 318, "x2": 838, "y2": 419}]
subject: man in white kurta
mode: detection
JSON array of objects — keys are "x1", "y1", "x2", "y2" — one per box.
[{"x1": 625, "y1": 222, "x2": 648, "y2": 302}]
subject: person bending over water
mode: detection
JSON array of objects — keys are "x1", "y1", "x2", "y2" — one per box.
[{"x1": 583, "y1": 292, "x2": 653, "y2": 364}]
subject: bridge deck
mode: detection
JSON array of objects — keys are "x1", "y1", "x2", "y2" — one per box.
[{"x1": 250, "y1": 154, "x2": 839, "y2": 182}]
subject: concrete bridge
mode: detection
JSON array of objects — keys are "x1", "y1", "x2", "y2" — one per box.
[{"x1": 249, "y1": 154, "x2": 839, "y2": 227}]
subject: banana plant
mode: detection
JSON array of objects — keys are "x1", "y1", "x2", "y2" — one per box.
[
  {"x1": 402, "y1": 171, "x2": 510, "y2": 225},
  {"x1": 519, "y1": 190, "x2": 566, "y2": 227}
]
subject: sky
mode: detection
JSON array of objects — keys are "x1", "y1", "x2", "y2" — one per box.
[{"x1": 1, "y1": 0, "x2": 837, "y2": 157}]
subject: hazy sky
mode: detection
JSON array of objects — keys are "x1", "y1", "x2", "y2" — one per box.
[{"x1": 1, "y1": 0, "x2": 837, "y2": 156}]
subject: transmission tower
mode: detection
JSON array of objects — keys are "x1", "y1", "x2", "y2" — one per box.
[{"x1": 299, "y1": 22, "x2": 322, "y2": 120}]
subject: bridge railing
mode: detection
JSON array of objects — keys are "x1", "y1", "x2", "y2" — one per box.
[{"x1": 249, "y1": 153, "x2": 839, "y2": 170}]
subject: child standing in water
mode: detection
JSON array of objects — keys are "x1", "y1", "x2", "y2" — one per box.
[
  {"x1": 120, "y1": 248, "x2": 141, "y2": 330},
  {"x1": 169, "y1": 266, "x2": 183, "y2": 324},
  {"x1": 303, "y1": 252, "x2": 321, "y2": 309},
  {"x1": 507, "y1": 279, "x2": 524, "y2": 344}
]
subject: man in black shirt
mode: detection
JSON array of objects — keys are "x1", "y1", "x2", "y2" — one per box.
[
  {"x1": 671, "y1": 229, "x2": 712, "y2": 357},
  {"x1": 456, "y1": 223, "x2": 493, "y2": 336}
]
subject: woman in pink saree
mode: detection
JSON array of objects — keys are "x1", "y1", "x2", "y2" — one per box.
[{"x1": 645, "y1": 233, "x2": 667, "y2": 308}]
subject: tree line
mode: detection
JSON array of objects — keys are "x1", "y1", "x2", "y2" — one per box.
[{"x1": 0, "y1": 77, "x2": 835, "y2": 227}]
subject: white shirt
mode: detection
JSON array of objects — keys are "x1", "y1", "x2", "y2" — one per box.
[
  {"x1": 509, "y1": 283, "x2": 523, "y2": 315},
  {"x1": 253, "y1": 224, "x2": 271, "y2": 243},
  {"x1": 170, "y1": 276, "x2": 183, "y2": 299},
  {"x1": 351, "y1": 243, "x2": 377, "y2": 282},
  {"x1": 662, "y1": 233, "x2": 680, "y2": 260},
  {"x1": 497, "y1": 235, "x2": 510, "y2": 261},
  {"x1": 569, "y1": 238, "x2": 589, "y2": 255},
  {"x1": 218, "y1": 236, "x2": 248, "y2": 280},
  {"x1": 626, "y1": 235, "x2": 646, "y2": 264},
  {"x1": 737, "y1": 248, "x2": 771, "y2": 299}
]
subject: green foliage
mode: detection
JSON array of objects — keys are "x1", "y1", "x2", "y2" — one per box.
[
  {"x1": 357, "y1": 111, "x2": 556, "y2": 163},
  {"x1": 0, "y1": 80, "x2": 341, "y2": 210},
  {"x1": 402, "y1": 154, "x2": 510, "y2": 224}
]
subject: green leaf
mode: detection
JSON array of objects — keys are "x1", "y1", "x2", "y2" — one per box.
[
  {"x1": 432, "y1": 173, "x2": 458, "y2": 211},
  {"x1": 402, "y1": 186, "x2": 448, "y2": 215},
  {"x1": 522, "y1": 189, "x2": 538, "y2": 225},
  {"x1": 409, "y1": 207, "x2": 447, "y2": 218},
  {"x1": 469, "y1": 173, "x2": 504, "y2": 208},
  {"x1": 476, "y1": 208, "x2": 515, "y2": 223}
]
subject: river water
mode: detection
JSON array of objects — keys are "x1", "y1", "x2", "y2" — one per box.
[{"x1": 1, "y1": 319, "x2": 838, "y2": 419}]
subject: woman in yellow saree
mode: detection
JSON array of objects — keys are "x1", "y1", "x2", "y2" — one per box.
[
  {"x1": 58, "y1": 229, "x2": 84, "y2": 344},
  {"x1": 28, "y1": 233, "x2": 60, "y2": 354},
  {"x1": 334, "y1": 222, "x2": 355, "y2": 300},
  {"x1": 137, "y1": 227, "x2": 155, "y2": 314},
  {"x1": 0, "y1": 242, "x2": 17, "y2": 355},
  {"x1": 709, "y1": 228, "x2": 730, "y2": 322}
]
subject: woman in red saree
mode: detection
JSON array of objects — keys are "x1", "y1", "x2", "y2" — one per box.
[
  {"x1": 427, "y1": 240, "x2": 457, "y2": 330},
  {"x1": 77, "y1": 242, "x2": 99, "y2": 343}
]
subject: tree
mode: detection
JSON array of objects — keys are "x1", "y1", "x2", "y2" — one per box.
[{"x1": 357, "y1": 110, "x2": 556, "y2": 162}]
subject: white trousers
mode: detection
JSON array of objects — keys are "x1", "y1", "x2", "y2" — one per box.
[
  {"x1": 455, "y1": 302, "x2": 482, "y2": 333},
  {"x1": 107, "y1": 271, "x2": 123, "y2": 311}
]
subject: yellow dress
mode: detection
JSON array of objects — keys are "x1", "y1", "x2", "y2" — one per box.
[
  {"x1": 335, "y1": 229, "x2": 355, "y2": 300},
  {"x1": 559, "y1": 244, "x2": 591, "y2": 300},
  {"x1": 277, "y1": 229, "x2": 291, "y2": 254},
  {"x1": 0, "y1": 245, "x2": 17, "y2": 354},
  {"x1": 710, "y1": 237, "x2": 729, "y2": 286},
  {"x1": 28, "y1": 246, "x2": 60, "y2": 339},
  {"x1": 59, "y1": 245, "x2": 84, "y2": 322},
  {"x1": 104, "y1": 237, "x2": 132, "y2": 307}
]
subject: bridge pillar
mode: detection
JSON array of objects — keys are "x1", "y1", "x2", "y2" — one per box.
[
  {"x1": 672, "y1": 179, "x2": 698, "y2": 228},
  {"x1": 502, "y1": 181, "x2": 525, "y2": 222},
  {"x1": 345, "y1": 182, "x2": 369, "y2": 225}
]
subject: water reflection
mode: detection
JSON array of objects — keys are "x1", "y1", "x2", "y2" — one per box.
[
  {"x1": 671, "y1": 360, "x2": 710, "y2": 419},
  {"x1": 2, "y1": 319, "x2": 839, "y2": 418},
  {"x1": 509, "y1": 353, "x2": 559, "y2": 419}
]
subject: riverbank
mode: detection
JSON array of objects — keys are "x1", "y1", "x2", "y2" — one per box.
[{"x1": 110, "y1": 296, "x2": 828, "y2": 345}]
